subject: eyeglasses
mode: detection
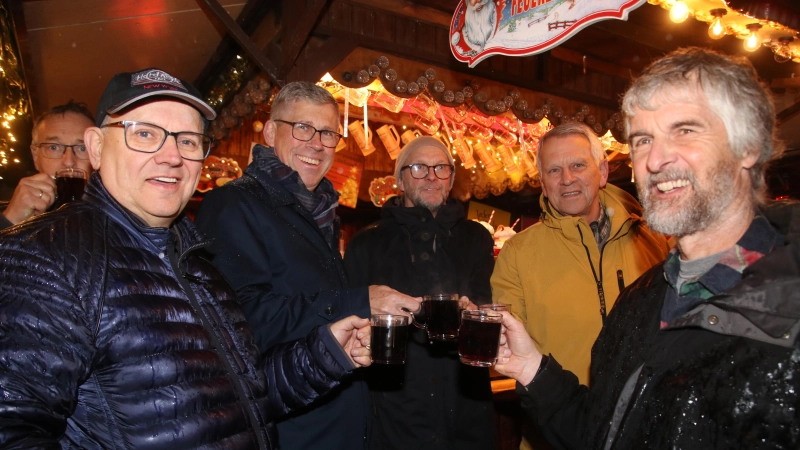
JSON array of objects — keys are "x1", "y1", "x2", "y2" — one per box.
[
  {"x1": 102, "y1": 121, "x2": 213, "y2": 162},
  {"x1": 274, "y1": 119, "x2": 343, "y2": 148},
  {"x1": 34, "y1": 143, "x2": 89, "y2": 160},
  {"x1": 402, "y1": 163, "x2": 454, "y2": 180}
]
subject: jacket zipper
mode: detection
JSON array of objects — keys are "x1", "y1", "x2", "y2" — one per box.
[
  {"x1": 577, "y1": 218, "x2": 633, "y2": 324},
  {"x1": 168, "y1": 231, "x2": 269, "y2": 449}
]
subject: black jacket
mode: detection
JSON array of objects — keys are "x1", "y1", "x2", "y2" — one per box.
[
  {"x1": 521, "y1": 201, "x2": 800, "y2": 449},
  {"x1": 0, "y1": 174, "x2": 354, "y2": 449},
  {"x1": 344, "y1": 198, "x2": 496, "y2": 450},
  {"x1": 195, "y1": 162, "x2": 371, "y2": 450}
]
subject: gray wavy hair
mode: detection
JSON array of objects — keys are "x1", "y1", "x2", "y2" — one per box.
[{"x1": 622, "y1": 47, "x2": 782, "y2": 203}]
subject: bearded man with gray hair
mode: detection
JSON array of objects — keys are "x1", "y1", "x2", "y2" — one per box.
[
  {"x1": 491, "y1": 47, "x2": 800, "y2": 449},
  {"x1": 344, "y1": 136, "x2": 496, "y2": 450}
]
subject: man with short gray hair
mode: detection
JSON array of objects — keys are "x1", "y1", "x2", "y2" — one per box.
[
  {"x1": 492, "y1": 121, "x2": 668, "y2": 449},
  {"x1": 492, "y1": 121, "x2": 668, "y2": 391},
  {"x1": 493, "y1": 47, "x2": 800, "y2": 449},
  {"x1": 196, "y1": 81, "x2": 420, "y2": 450}
]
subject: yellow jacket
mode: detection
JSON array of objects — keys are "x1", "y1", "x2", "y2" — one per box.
[{"x1": 491, "y1": 184, "x2": 669, "y2": 385}]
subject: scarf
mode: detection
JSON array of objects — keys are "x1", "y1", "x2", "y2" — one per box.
[{"x1": 252, "y1": 145, "x2": 340, "y2": 250}]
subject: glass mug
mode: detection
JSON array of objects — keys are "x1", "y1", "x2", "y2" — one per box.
[
  {"x1": 408, "y1": 92, "x2": 437, "y2": 119},
  {"x1": 377, "y1": 124, "x2": 402, "y2": 160},
  {"x1": 401, "y1": 129, "x2": 422, "y2": 145},
  {"x1": 51, "y1": 168, "x2": 87, "y2": 210},
  {"x1": 414, "y1": 115, "x2": 440, "y2": 136},
  {"x1": 479, "y1": 303, "x2": 509, "y2": 312},
  {"x1": 458, "y1": 309, "x2": 503, "y2": 367},
  {"x1": 411, "y1": 294, "x2": 460, "y2": 341},
  {"x1": 347, "y1": 120, "x2": 376, "y2": 156},
  {"x1": 373, "y1": 89, "x2": 406, "y2": 113},
  {"x1": 371, "y1": 314, "x2": 410, "y2": 364},
  {"x1": 453, "y1": 137, "x2": 476, "y2": 169}
]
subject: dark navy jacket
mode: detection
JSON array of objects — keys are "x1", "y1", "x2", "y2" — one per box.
[
  {"x1": 196, "y1": 157, "x2": 371, "y2": 450},
  {"x1": 0, "y1": 174, "x2": 353, "y2": 448}
]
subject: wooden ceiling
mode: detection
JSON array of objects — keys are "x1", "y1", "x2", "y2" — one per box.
[{"x1": 7, "y1": 0, "x2": 800, "y2": 161}]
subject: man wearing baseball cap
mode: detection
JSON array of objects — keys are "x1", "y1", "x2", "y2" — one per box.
[{"x1": 0, "y1": 68, "x2": 373, "y2": 448}]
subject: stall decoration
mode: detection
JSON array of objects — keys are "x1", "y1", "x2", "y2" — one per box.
[
  {"x1": 450, "y1": 0, "x2": 648, "y2": 67},
  {"x1": 368, "y1": 175, "x2": 402, "y2": 207},
  {"x1": 319, "y1": 49, "x2": 629, "y2": 198},
  {"x1": 0, "y1": 2, "x2": 28, "y2": 174},
  {"x1": 327, "y1": 150, "x2": 364, "y2": 208},
  {"x1": 197, "y1": 156, "x2": 242, "y2": 193}
]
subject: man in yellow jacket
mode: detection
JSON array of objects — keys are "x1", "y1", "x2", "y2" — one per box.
[{"x1": 491, "y1": 122, "x2": 669, "y2": 449}]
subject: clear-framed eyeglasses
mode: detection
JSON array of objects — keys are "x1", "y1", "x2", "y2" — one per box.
[
  {"x1": 34, "y1": 143, "x2": 89, "y2": 160},
  {"x1": 101, "y1": 121, "x2": 213, "y2": 162},
  {"x1": 274, "y1": 119, "x2": 343, "y2": 148},
  {"x1": 402, "y1": 163, "x2": 454, "y2": 180}
]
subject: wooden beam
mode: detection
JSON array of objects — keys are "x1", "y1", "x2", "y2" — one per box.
[
  {"x1": 197, "y1": 0, "x2": 283, "y2": 87},
  {"x1": 550, "y1": 47, "x2": 632, "y2": 80},
  {"x1": 772, "y1": 77, "x2": 800, "y2": 89},
  {"x1": 777, "y1": 99, "x2": 800, "y2": 126},
  {"x1": 287, "y1": 37, "x2": 358, "y2": 83},
  {"x1": 193, "y1": 0, "x2": 276, "y2": 94},
  {"x1": 345, "y1": 0, "x2": 451, "y2": 27},
  {"x1": 279, "y1": 0, "x2": 330, "y2": 79}
]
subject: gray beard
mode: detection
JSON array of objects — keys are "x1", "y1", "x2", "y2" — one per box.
[
  {"x1": 637, "y1": 158, "x2": 739, "y2": 237},
  {"x1": 464, "y1": 1, "x2": 496, "y2": 49}
]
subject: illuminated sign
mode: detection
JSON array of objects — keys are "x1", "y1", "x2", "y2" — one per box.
[{"x1": 450, "y1": 0, "x2": 647, "y2": 67}]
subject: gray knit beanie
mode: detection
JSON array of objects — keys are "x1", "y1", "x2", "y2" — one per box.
[{"x1": 394, "y1": 136, "x2": 456, "y2": 188}]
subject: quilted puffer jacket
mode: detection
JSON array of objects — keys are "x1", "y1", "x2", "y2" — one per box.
[{"x1": 0, "y1": 174, "x2": 353, "y2": 449}]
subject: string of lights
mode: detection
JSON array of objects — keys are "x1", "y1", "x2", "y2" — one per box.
[{"x1": 650, "y1": 0, "x2": 800, "y2": 62}]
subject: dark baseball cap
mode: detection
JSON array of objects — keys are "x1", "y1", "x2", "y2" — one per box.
[{"x1": 95, "y1": 68, "x2": 216, "y2": 127}]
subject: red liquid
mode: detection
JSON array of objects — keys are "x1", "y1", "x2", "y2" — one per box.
[
  {"x1": 422, "y1": 299, "x2": 460, "y2": 340},
  {"x1": 371, "y1": 324, "x2": 408, "y2": 364},
  {"x1": 458, "y1": 318, "x2": 501, "y2": 366},
  {"x1": 53, "y1": 177, "x2": 86, "y2": 209}
]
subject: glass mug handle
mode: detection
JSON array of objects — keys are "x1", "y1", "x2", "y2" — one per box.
[{"x1": 404, "y1": 307, "x2": 426, "y2": 330}]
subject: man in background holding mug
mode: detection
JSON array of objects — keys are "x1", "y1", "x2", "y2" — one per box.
[
  {"x1": 0, "y1": 101, "x2": 94, "y2": 229},
  {"x1": 344, "y1": 136, "x2": 496, "y2": 450}
]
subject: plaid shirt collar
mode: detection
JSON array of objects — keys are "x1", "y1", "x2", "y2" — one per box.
[{"x1": 660, "y1": 213, "x2": 783, "y2": 326}]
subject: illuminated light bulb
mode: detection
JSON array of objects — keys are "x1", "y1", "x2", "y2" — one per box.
[
  {"x1": 744, "y1": 24, "x2": 762, "y2": 52},
  {"x1": 773, "y1": 37, "x2": 793, "y2": 63},
  {"x1": 707, "y1": 9, "x2": 727, "y2": 40},
  {"x1": 669, "y1": 1, "x2": 690, "y2": 23}
]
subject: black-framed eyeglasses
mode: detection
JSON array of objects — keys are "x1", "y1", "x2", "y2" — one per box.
[
  {"x1": 274, "y1": 119, "x2": 342, "y2": 148},
  {"x1": 101, "y1": 121, "x2": 213, "y2": 162},
  {"x1": 402, "y1": 164, "x2": 454, "y2": 180},
  {"x1": 34, "y1": 143, "x2": 89, "y2": 160}
]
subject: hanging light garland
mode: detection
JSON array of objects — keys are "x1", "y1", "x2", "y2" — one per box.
[
  {"x1": 0, "y1": 3, "x2": 28, "y2": 172},
  {"x1": 650, "y1": 0, "x2": 800, "y2": 63}
]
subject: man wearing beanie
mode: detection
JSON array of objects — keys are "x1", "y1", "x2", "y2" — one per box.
[
  {"x1": 0, "y1": 68, "x2": 373, "y2": 448},
  {"x1": 344, "y1": 136, "x2": 497, "y2": 450}
]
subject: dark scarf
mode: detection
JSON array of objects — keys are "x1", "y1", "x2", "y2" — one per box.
[
  {"x1": 382, "y1": 196, "x2": 464, "y2": 263},
  {"x1": 252, "y1": 145, "x2": 340, "y2": 250}
]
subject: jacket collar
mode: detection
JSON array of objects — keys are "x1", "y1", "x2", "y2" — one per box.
[
  {"x1": 539, "y1": 183, "x2": 641, "y2": 243},
  {"x1": 668, "y1": 201, "x2": 800, "y2": 347},
  {"x1": 243, "y1": 146, "x2": 298, "y2": 208},
  {"x1": 82, "y1": 172, "x2": 206, "y2": 254}
]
